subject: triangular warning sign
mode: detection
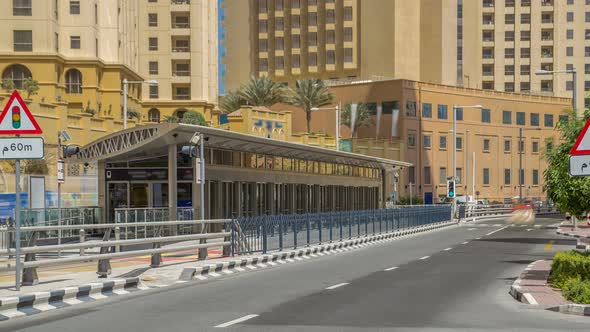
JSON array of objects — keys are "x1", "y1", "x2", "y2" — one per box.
[
  {"x1": 0, "y1": 90, "x2": 42, "y2": 135},
  {"x1": 571, "y1": 117, "x2": 590, "y2": 155}
]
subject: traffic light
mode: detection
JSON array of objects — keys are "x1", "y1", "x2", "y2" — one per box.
[
  {"x1": 11, "y1": 106, "x2": 20, "y2": 129},
  {"x1": 447, "y1": 179, "x2": 456, "y2": 198}
]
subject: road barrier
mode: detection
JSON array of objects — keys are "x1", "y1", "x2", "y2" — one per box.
[{"x1": 463, "y1": 205, "x2": 561, "y2": 222}]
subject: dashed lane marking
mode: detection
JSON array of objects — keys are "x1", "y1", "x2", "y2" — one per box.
[
  {"x1": 325, "y1": 282, "x2": 349, "y2": 290},
  {"x1": 485, "y1": 225, "x2": 509, "y2": 237},
  {"x1": 419, "y1": 256, "x2": 430, "y2": 260},
  {"x1": 215, "y1": 314, "x2": 259, "y2": 328},
  {"x1": 462, "y1": 241, "x2": 469, "y2": 244},
  {"x1": 444, "y1": 247, "x2": 452, "y2": 251},
  {"x1": 384, "y1": 266, "x2": 398, "y2": 272}
]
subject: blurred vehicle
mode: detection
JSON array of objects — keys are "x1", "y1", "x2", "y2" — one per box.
[{"x1": 508, "y1": 203, "x2": 535, "y2": 224}]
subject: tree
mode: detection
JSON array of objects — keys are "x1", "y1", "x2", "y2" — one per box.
[
  {"x1": 287, "y1": 79, "x2": 334, "y2": 133},
  {"x1": 220, "y1": 89, "x2": 246, "y2": 114},
  {"x1": 340, "y1": 102, "x2": 374, "y2": 137},
  {"x1": 544, "y1": 109, "x2": 590, "y2": 218},
  {"x1": 1, "y1": 78, "x2": 15, "y2": 92},
  {"x1": 181, "y1": 111, "x2": 209, "y2": 126},
  {"x1": 22, "y1": 77, "x2": 39, "y2": 99},
  {"x1": 127, "y1": 108, "x2": 141, "y2": 120},
  {"x1": 238, "y1": 76, "x2": 285, "y2": 107}
]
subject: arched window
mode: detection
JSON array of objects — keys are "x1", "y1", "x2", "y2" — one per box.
[
  {"x1": 2, "y1": 64, "x2": 32, "y2": 89},
  {"x1": 174, "y1": 108, "x2": 188, "y2": 119},
  {"x1": 148, "y1": 108, "x2": 160, "y2": 123},
  {"x1": 65, "y1": 69, "x2": 83, "y2": 94}
]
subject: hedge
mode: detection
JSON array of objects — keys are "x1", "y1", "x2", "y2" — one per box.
[{"x1": 550, "y1": 251, "x2": 590, "y2": 289}]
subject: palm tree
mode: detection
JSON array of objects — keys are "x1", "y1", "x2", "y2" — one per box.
[
  {"x1": 287, "y1": 79, "x2": 334, "y2": 133},
  {"x1": 238, "y1": 76, "x2": 285, "y2": 107},
  {"x1": 219, "y1": 89, "x2": 246, "y2": 114},
  {"x1": 341, "y1": 102, "x2": 374, "y2": 137}
]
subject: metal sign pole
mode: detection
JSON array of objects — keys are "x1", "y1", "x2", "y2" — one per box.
[
  {"x1": 14, "y1": 158, "x2": 21, "y2": 291},
  {"x1": 57, "y1": 134, "x2": 62, "y2": 257}
]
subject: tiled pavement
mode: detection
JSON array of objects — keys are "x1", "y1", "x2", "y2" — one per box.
[{"x1": 511, "y1": 259, "x2": 568, "y2": 306}]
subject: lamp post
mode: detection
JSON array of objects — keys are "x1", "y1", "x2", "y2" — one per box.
[
  {"x1": 535, "y1": 69, "x2": 577, "y2": 111},
  {"x1": 122, "y1": 79, "x2": 158, "y2": 129},
  {"x1": 311, "y1": 102, "x2": 341, "y2": 151},
  {"x1": 449, "y1": 128, "x2": 470, "y2": 201},
  {"x1": 519, "y1": 127, "x2": 542, "y2": 203}
]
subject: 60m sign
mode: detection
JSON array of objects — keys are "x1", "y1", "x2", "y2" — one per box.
[{"x1": 0, "y1": 137, "x2": 44, "y2": 159}]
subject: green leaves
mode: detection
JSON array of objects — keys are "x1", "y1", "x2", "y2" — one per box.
[
  {"x1": 238, "y1": 76, "x2": 286, "y2": 107},
  {"x1": 286, "y1": 79, "x2": 334, "y2": 133},
  {"x1": 340, "y1": 102, "x2": 374, "y2": 137},
  {"x1": 219, "y1": 90, "x2": 246, "y2": 114}
]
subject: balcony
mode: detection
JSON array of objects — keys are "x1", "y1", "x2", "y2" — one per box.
[
  {"x1": 172, "y1": 61, "x2": 191, "y2": 83},
  {"x1": 173, "y1": 85, "x2": 191, "y2": 100},
  {"x1": 482, "y1": 0, "x2": 494, "y2": 8},
  {"x1": 171, "y1": 0, "x2": 190, "y2": 12}
]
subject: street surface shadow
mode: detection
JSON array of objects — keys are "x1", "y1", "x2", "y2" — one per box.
[
  {"x1": 501, "y1": 259, "x2": 535, "y2": 265},
  {"x1": 478, "y1": 238, "x2": 574, "y2": 245}
]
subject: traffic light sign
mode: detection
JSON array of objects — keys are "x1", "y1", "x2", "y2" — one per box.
[
  {"x1": 447, "y1": 179, "x2": 456, "y2": 198},
  {"x1": 11, "y1": 106, "x2": 20, "y2": 129}
]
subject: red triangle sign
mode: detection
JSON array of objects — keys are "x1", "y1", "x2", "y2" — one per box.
[
  {"x1": 571, "y1": 117, "x2": 590, "y2": 155},
  {"x1": 0, "y1": 90, "x2": 42, "y2": 135}
]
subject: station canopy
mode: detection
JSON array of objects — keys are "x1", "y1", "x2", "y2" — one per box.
[{"x1": 71, "y1": 123, "x2": 411, "y2": 170}]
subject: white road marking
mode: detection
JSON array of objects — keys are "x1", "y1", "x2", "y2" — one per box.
[
  {"x1": 493, "y1": 224, "x2": 501, "y2": 226},
  {"x1": 468, "y1": 228, "x2": 477, "y2": 231},
  {"x1": 209, "y1": 272, "x2": 221, "y2": 277},
  {"x1": 523, "y1": 293, "x2": 538, "y2": 305},
  {"x1": 475, "y1": 237, "x2": 481, "y2": 240},
  {"x1": 485, "y1": 225, "x2": 509, "y2": 236},
  {"x1": 215, "y1": 314, "x2": 259, "y2": 328},
  {"x1": 462, "y1": 241, "x2": 469, "y2": 244},
  {"x1": 384, "y1": 266, "x2": 398, "y2": 271},
  {"x1": 526, "y1": 229, "x2": 533, "y2": 232},
  {"x1": 419, "y1": 255, "x2": 430, "y2": 260},
  {"x1": 444, "y1": 247, "x2": 452, "y2": 251},
  {"x1": 325, "y1": 282, "x2": 349, "y2": 290}
]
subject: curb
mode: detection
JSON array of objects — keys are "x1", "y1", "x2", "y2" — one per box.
[
  {"x1": 548, "y1": 303, "x2": 590, "y2": 317},
  {"x1": 180, "y1": 221, "x2": 456, "y2": 281},
  {"x1": 509, "y1": 260, "x2": 542, "y2": 305},
  {"x1": 0, "y1": 277, "x2": 140, "y2": 322},
  {"x1": 556, "y1": 230, "x2": 590, "y2": 250},
  {"x1": 556, "y1": 230, "x2": 590, "y2": 240}
]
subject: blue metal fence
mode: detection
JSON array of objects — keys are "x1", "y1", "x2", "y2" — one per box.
[{"x1": 232, "y1": 205, "x2": 452, "y2": 255}]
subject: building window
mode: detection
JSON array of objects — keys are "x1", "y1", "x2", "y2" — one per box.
[
  {"x1": 275, "y1": 17, "x2": 284, "y2": 30},
  {"x1": 544, "y1": 114, "x2": 554, "y2": 127},
  {"x1": 326, "y1": 30, "x2": 335, "y2": 44},
  {"x1": 504, "y1": 139, "x2": 511, "y2": 152},
  {"x1": 13, "y1": 30, "x2": 32, "y2": 51},
  {"x1": 423, "y1": 134, "x2": 431, "y2": 148},
  {"x1": 439, "y1": 135, "x2": 447, "y2": 150},
  {"x1": 292, "y1": 35, "x2": 300, "y2": 48},
  {"x1": 344, "y1": 27, "x2": 353, "y2": 42},
  {"x1": 308, "y1": 12, "x2": 317, "y2": 26},
  {"x1": 520, "y1": 65, "x2": 530, "y2": 75},
  {"x1": 292, "y1": 54, "x2": 300, "y2": 68},
  {"x1": 327, "y1": 9, "x2": 335, "y2": 23},
  {"x1": 567, "y1": 47, "x2": 574, "y2": 57},
  {"x1": 70, "y1": 36, "x2": 80, "y2": 49},
  {"x1": 456, "y1": 107, "x2": 463, "y2": 121},
  {"x1": 422, "y1": 103, "x2": 432, "y2": 118},
  {"x1": 292, "y1": 15, "x2": 300, "y2": 29},
  {"x1": 587, "y1": 11, "x2": 590, "y2": 22},
  {"x1": 456, "y1": 168, "x2": 463, "y2": 184},
  {"x1": 483, "y1": 138, "x2": 490, "y2": 152},
  {"x1": 532, "y1": 169, "x2": 539, "y2": 185},
  {"x1": 408, "y1": 166, "x2": 416, "y2": 184},
  {"x1": 276, "y1": 0, "x2": 284, "y2": 11},
  {"x1": 532, "y1": 141, "x2": 539, "y2": 153},
  {"x1": 505, "y1": 48, "x2": 515, "y2": 59},
  {"x1": 482, "y1": 81, "x2": 494, "y2": 90},
  {"x1": 308, "y1": 32, "x2": 317, "y2": 46},
  {"x1": 2, "y1": 64, "x2": 32, "y2": 89},
  {"x1": 567, "y1": 12, "x2": 574, "y2": 22},
  {"x1": 456, "y1": 137, "x2": 463, "y2": 150},
  {"x1": 546, "y1": 140, "x2": 553, "y2": 152},
  {"x1": 504, "y1": 169, "x2": 511, "y2": 185},
  {"x1": 259, "y1": 20, "x2": 268, "y2": 33},
  {"x1": 483, "y1": 168, "x2": 490, "y2": 185},
  {"x1": 505, "y1": 31, "x2": 514, "y2": 41},
  {"x1": 275, "y1": 56, "x2": 284, "y2": 70},
  {"x1": 521, "y1": 13, "x2": 530, "y2": 23},
  {"x1": 505, "y1": 82, "x2": 515, "y2": 92},
  {"x1": 148, "y1": 37, "x2": 157, "y2": 51},
  {"x1": 567, "y1": 80, "x2": 574, "y2": 91},
  {"x1": 437, "y1": 104, "x2": 448, "y2": 119},
  {"x1": 148, "y1": 13, "x2": 157, "y2": 27},
  {"x1": 326, "y1": 50, "x2": 335, "y2": 65},
  {"x1": 483, "y1": 48, "x2": 494, "y2": 59},
  {"x1": 424, "y1": 167, "x2": 431, "y2": 185},
  {"x1": 344, "y1": 48, "x2": 353, "y2": 62},
  {"x1": 505, "y1": 65, "x2": 514, "y2": 75},
  {"x1": 258, "y1": 0, "x2": 267, "y2": 13},
  {"x1": 65, "y1": 69, "x2": 83, "y2": 94},
  {"x1": 520, "y1": 48, "x2": 530, "y2": 58},
  {"x1": 516, "y1": 112, "x2": 525, "y2": 125},
  {"x1": 502, "y1": 111, "x2": 512, "y2": 124},
  {"x1": 344, "y1": 6, "x2": 353, "y2": 21},
  {"x1": 408, "y1": 132, "x2": 417, "y2": 147},
  {"x1": 259, "y1": 39, "x2": 268, "y2": 52},
  {"x1": 505, "y1": 14, "x2": 515, "y2": 24},
  {"x1": 276, "y1": 37, "x2": 284, "y2": 50},
  {"x1": 559, "y1": 115, "x2": 569, "y2": 123},
  {"x1": 70, "y1": 1, "x2": 80, "y2": 14},
  {"x1": 530, "y1": 113, "x2": 539, "y2": 126},
  {"x1": 13, "y1": 0, "x2": 32, "y2": 16},
  {"x1": 439, "y1": 167, "x2": 447, "y2": 185},
  {"x1": 520, "y1": 82, "x2": 530, "y2": 91},
  {"x1": 174, "y1": 86, "x2": 190, "y2": 100},
  {"x1": 482, "y1": 64, "x2": 494, "y2": 76},
  {"x1": 259, "y1": 58, "x2": 268, "y2": 72},
  {"x1": 481, "y1": 109, "x2": 491, "y2": 123},
  {"x1": 147, "y1": 108, "x2": 160, "y2": 123},
  {"x1": 406, "y1": 101, "x2": 417, "y2": 117},
  {"x1": 148, "y1": 61, "x2": 158, "y2": 76},
  {"x1": 149, "y1": 85, "x2": 158, "y2": 99},
  {"x1": 567, "y1": 29, "x2": 574, "y2": 39},
  {"x1": 308, "y1": 53, "x2": 317, "y2": 66},
  {"x1": 292, "y1": 0, "x2": 300, "y2": 8}
]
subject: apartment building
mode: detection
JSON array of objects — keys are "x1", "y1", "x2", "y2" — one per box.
[
  {"x1": 0, "y1": 0, "x2": 218, "y2": 125},
  {"x1": 223, "y1": 0, "x2": 458, "y2": 91},
  {"x1": 327, "y1": 79, "x2": 571, "y2": 203},
  {"x1": 462, "y1": 0, "x2": 587, "y2": 111}
]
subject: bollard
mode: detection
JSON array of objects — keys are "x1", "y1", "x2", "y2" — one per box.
[
  {"x1": 150, "y1": 226, "x2": 163, "y2": 267},
  {"x1": 22, "y1": 232, "x2": 39, "y2": 286},
  {"x1": 114, "y1": 227, "x2": 121, "y2": 253},
  {"x1": 97, "y1": 229, "x2": 112, "y2": 278},
  {"x1": 198, "y1": 222, "x2": 208, "y2": 260},
  {"x1": 79, "y1": 229, "x2": 85, "y2": 256}
]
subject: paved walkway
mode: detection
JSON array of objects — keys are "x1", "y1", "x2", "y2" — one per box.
[{"x1": 512, "y1": 259, "x2": 568, "y2": 306}]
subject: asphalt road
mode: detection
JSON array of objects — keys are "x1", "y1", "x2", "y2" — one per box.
[{"x1": 2, "y1": 216, "x2": 588, "y2": 332}]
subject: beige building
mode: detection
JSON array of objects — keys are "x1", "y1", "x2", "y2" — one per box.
[
  {"x1": 223, "y1": 0, "x2": 458, "y2": 91},
  {"x1": 327, "y1": 79, "x2": 571, "y2": 203}
]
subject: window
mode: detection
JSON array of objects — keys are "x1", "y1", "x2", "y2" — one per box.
[
  {"x1": 544, "y1": 114, "x2": 554, "y2": 127},
  {"x1": 148, "y1": 13, "x2": 157, "y2": 27},
  {"x1": 344, "y1": 48, "x2": 353, "y2": 62},
  {"x1": 13, "y1": 30, "x2": 32, "y2": 51},
  {"x1": 483, "y1": 138, "x2": 490, "y2": 152},
  {"x1": 2, "y1": 64, "x2": 32, "y2": 89},
  {"x1": 308, "y1": 32, "x2": 317, "y2": 46},
  {"x1": 259, "y1": 58, "x2": 268, "y2": 72},
  {"x1": 406, "y1": 101, "x2": 417, "y2": 117},
  {"x1": 422, "y1": 103, "x2": 432, "y2": 118},
  {"x1": 408, "y1": 132, "x2": 417, "y2": 147},
  {"x1": 149, "y1": 61, "x2": 158, "y2": 75},
  {"x1": 424, "y1": 167, "x2": 432, "y2": 185},
  {"x1": 259, "y1": 20, "x2": 268, "y2": 33},
  {"x1": 382, "y1": 101, "x2": 398, "y2": 115},
  {"x1": 439, "y1": 136, "x2": 447, "y2": 149},
  {"x1": 326, "y1": 50, "x2": 335, "y2": 65},
  {"x1": 292, "y1": 35, "x2": 300, "y2": 48},
  {"x1": 456, "y1": 137, "x2": 463, "y2": 150},
  {"x1": 327, "y1": 9, "x2": 335, "y2": 23},
  {"x1": 505, "y1": 14, "x2": 515, "y2": 24},
  {"x1": 568, "y1": 0, "x2": 574, "y2": 4},
  {"x1": 483, "y1": 82, "x2": 494, "y2": 90},
  {"x1": 504, "y1": 169, "x2": 511, "y2": 185},
  {"x1": 275, "y1": 17, "x2": 284, "y2": 30},
  {"x1": 483, "y1": 168, "x2": 490, "y2": 185},
  {"x1": 504, "y1": 139, "x2": 511, "y2": 152},
  {"x1": 149, "y1": 85, "x2": 158, "y2": 99},
  {"x1": 275, "y1": 0, "x2": 284, "y2": 10},
  {"x1": 502, "y1": 110, "x2": 512, "y2": 124},
  {"x1": 566, "y1": 47, "x2": 574, "y2": 57},
  {"x1": 326, "y1": 30, "x2": 335, "y2": 44},
  {"x1": 344, "y1": 27, "x2": 353, "y2": 42},
  {"x1": 423, "y1": 134, "x2": 431, "y2": 148},
  {"x1": 506, "y1": 0, "x2": 515, "y2": 6},
  {"x1": 482, "y1": 48, "x2": 494, "y2": 59},
  {"x1": 174, "y1": 86, "x2": 190, "y2": 100},
  {"x1": 259, "y1": 39, "x2": 268, "y2": 52},
  {"x1": 483, "y1": 64, "x2": 494, "y2": 76},
  {"x1": 70, "y1": 36, "x2": 80, "y2": 49},
  {"x1": 533, "y1": 169, "x2": 539, "y2": 185},
  {"x1": 483, "y1": 30, "x2": 494, "y2": 42},
  {"x1": 408, "y1": 167, "x2": 415, "y2": 184},
  {"x1": 276, "y1": 37, "x2": 284, "y2": 50},
  {"x1": 505, "y1": 31, "x2": 514, "y2": 41},
  {"x1": 456, "y1": 107, "x2": 463, "y2": 121},
  {"x1": 520, "y1": 82, "x2": 530, "y2": 91},
  {"x1": 546, "y1": 140, "x2": 553, "y2": 152},
  {"x1": 308, "y1": 53, "x2": 317, "y2": 66},
  {"x1": 559, "y1": 115, "x2": 569, "y2": 123},
  {"x1": 567, "y1": 80, "x2": 574, "y2": 91},
  {"x1": 516, "y1": 112, "x2": 525, "y2": 125},
  {"x1": 520, "y1": 65, "x2": 530, "y2": 75},
  {"x1": 292, "y1": 0, "x2": 300, "y2": 8},
  {"x1": 292, "y1": 15, "x2": 300, "y2": 28},
  {"x1": 344, "y1": 6, "x2": 353, "y2": 21},
  {"x1": 292, "y1": 54, "x2": 300, "y2": 68},
  {"x1": 519, "y1": 139, "x2": 525, "y2": 153},
  {"x1": 567, "y1": 12, "x2": 574, "y2": 22},
  {"x1": 567, "y1": 29, "x2": 574, "y2": 39},
  {"x1": 275, "y1": 56, "x2": 284, "y2": 70},
  {"x1": 521, "y1": 31, "x2": 530, "y2": 41},
  {"x1": 437, "y1": 104, "x2": 448, "y2": 119},
  {"x1": 532, "y1": 141, "x2": 539, "y2": 153},
  {"x1": 481, "y1": 109, "x2": 491, "y2": 123},
  {"x1": 505, "y1": 48, "x2": 514, "y2": 58},
  {"x1": 505, "y1": 65, "x2": 514, "y2": 75},
  {"x1": 308, "y1": 12, "x2": 317, "y2": 26},
  {"x1": 587, "y1": 11, "x2": 590, "y2": 22},
  {"x1": 70, "y1": 1, "x2": 80, "y2": 14},
  {"x1": 456, "y1": 168, "x2": 463, "y2": 185},
  {"x1": 148, "y1": 108, "x2": 160, "y2": 123},
  {"x1": 65, "y1": 69, "x2": 82, "y2": 94},
  {"x1": 521, "y1": 13, "x2": 530, "y2": 23},
  {"x1": 13, "y1": 0, "x2": 32, "y2": 16},
  {"x1": 505, "y1": 82, "x2": 515, "y2": 92},
  {"x1": 530, "y1": 113, "x2": 539, "y2": 126},
  {"x1": 519, "y1": 169, "x2": 524, "y2": 185},
  {"x1": 439, "y1": 167, "x2": 447, "y2": 184},
  {"x1": 258, "y1": 0, "x2": 267, "y2": 13},
  {"x1": 148, "y1": 37, "x2": 157, "y2": 51},
  {"x1": 520, "y1": 48, "x2": 530, "y2": 58}
]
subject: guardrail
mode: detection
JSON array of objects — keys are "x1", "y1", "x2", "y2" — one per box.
[{"x1": 463, "y1": 205, "x2": 560, "y2": 222}]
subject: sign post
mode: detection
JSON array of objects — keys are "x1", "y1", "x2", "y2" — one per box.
[
  {"x1": 568, "y1": 117, "x2": 590, "y2": 230},
  {"x1": 0, "y1": 91, "x2": 44, "y2": 290}
]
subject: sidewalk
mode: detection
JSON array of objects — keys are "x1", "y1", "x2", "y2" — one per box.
[{"x1": 510, "y1": 259, "x2": 568, "y2": 306}]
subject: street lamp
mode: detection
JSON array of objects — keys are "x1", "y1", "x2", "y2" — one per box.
[
  {"x1": 311, "y1": 101, "x2": 342, "y2": 151},
  {"x1": 535, "y1": 69, "x2": 576, "y2": 111},
  {"x1": 122, "y1": 79, "x2": 159, "y2": 129},
  {"x1": 519, "y1": 127, "x2": 541, "y2": 203},
  {"x1": 449, "y1": 129, "x2": 471, "y2": 201}
]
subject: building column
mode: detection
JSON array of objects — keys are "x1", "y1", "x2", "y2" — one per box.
[
  {"x1": 168, "y1": 145, "x2": 178, "y2": 221},
  {"x1": 268, "y1": 183, "x2": 276, "y2": 215},
  {"x1": 234, "y1": 181, "x2": 242, "y2": 217},
  {"x1": 97, "y1": 160, "x2": 107, "y2": 223},
  {"x1": 192, "y1": 157, "x2": 201, "y2": 219}
]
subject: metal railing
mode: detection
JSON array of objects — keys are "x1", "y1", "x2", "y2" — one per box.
[
  {"x1": 233, "y1": 206, "x2": 452, "y2": 255},
  {"x1": 115, "y1": 207, "x2": 195, "y2": 239}
]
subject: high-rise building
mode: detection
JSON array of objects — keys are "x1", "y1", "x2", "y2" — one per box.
[
  {"x1": 0, "y1": 0, "x2": 218, "y2": 124},
  {"x1": 223, "y1": 0, "x2": 458, "y2": 92},
  {"x1": 462, "y1": 0, "x2": 583, "y2": 111}
]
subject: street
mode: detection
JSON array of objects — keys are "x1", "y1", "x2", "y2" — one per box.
[{"x1": 1, "y1": 216, "x2": 587, "y2": 332}]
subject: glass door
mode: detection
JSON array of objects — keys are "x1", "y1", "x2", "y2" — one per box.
[
  {"x1": 129, "y1": 183, "x2": 149, "y2": 208},
  {"x1": 108, "y1": 182, "x2": 128, "y2": 223}
]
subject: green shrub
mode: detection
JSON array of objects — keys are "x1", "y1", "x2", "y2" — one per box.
[
  {"x1": 550, "y1": 251, "x2": 590, "y2": 289},
  {"x1": 562, "y1": 278, "x2": 590, "y2": 304}
]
